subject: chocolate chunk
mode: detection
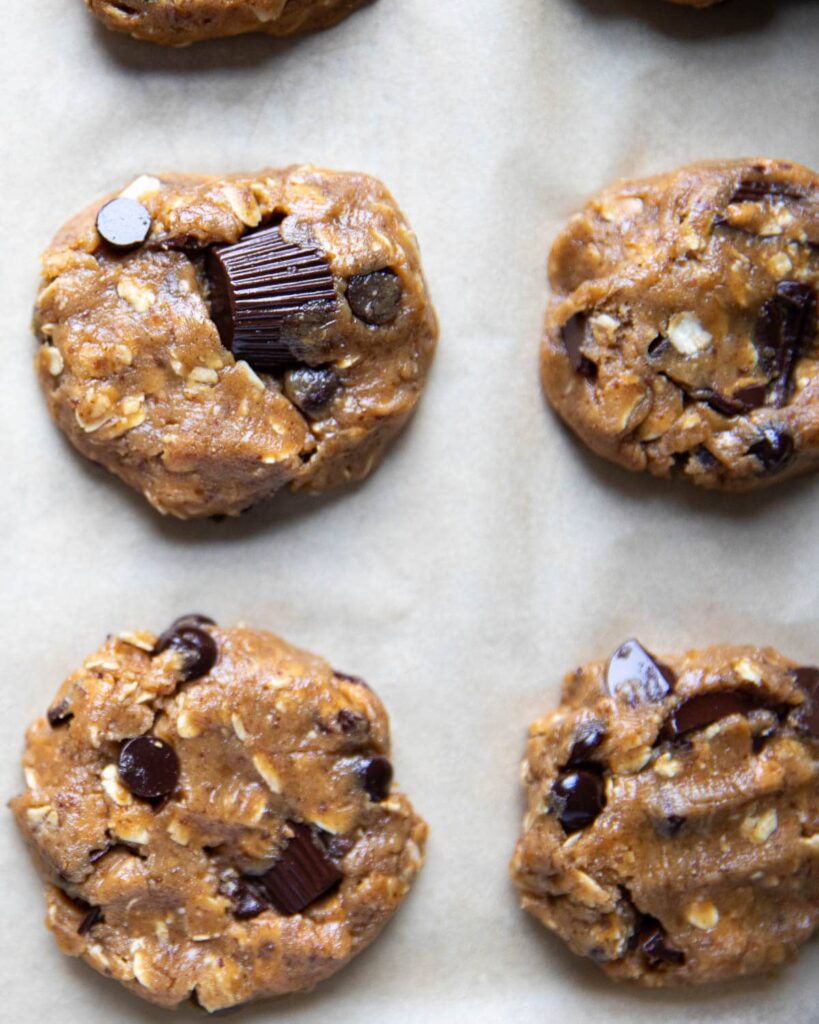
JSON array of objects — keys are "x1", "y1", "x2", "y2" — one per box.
[
  {"x1": 154, "y1": 621, "x2": 218, "y2": 682},
  {"x1": 118, "y1": 736, "x2": 180, "y2": 800},
  {"x1": 360, "y1": 756, "x2": 393, "y2": 802},
  {"x1": 220, "y1": 876, "x2": 269, "y2": 920},
  {"x1": 336, "y1": 708, "x2": 365, "y2": 734},
  {"x1": 283, "y1": 366, "x2": 340, "y2": 418},
  {"x1": 755, "y1": 282, "x2": 815, "y2": 407},
  {"x1": 206, "y1": 226, "x2": 336, "y2": 372},
  {"x1": 552, "y1": 768, "x2": 606, "y2": 833},
  {"x1": 327, "y1": 835, "x2": 355, "y2": 860},
  {"x1": 77, "y1": 904, "x2": 103, "y2": 936},
  {"x1": 346, "y1": 269, "x2": 402, "y2": 326},
  {"x1": 258, "y1": 822, "x2": 342, "y2": 915},
  {"x1": 666, "y1": 690, "x2": 757, "y2": 739},
  {"x1": 748, "y1": 427, "x2": 795, "y2": 475},
  {"x1": 606, "y1": 640, "x2": 674, "y2": 706},
  {"x1": 792, "y1": 666, "x2": 819, "y2": 737},
  {"x1": 697, "y1": 384, "x2": 767, "y2": 416},
  {"x1": 568, "y1": 723, "x2": 606, "y2": 765},
  {"x1": 647, "y1": 335, "x2": 667, "y2": 358},
  {"x1": 729, "y1": 179, "x2": 801, "y2": 205},
  {"x1": 47, "y1": 698, "x2": 73, "y2": 728},
  {"x1": 637, "y1": 917, "x2": 685, "y2": 969},
  {"x1": 693, "y1": 445, "x2": 719, "y2": 471},
  {"x1": 95, "y1": 197, "x2": 152, "y2": 251},
  {"x1": 561, "y1": 313, "x2": 597, "y2": 379}
]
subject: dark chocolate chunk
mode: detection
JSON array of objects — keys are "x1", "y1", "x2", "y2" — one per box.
[
  {"x1": 327, "y1": 835, "x2": 355, "y2": 860},
  {"x1": 747, "y1": 427, "x2": 795, "y2": 475},
  {"x1": 568, "y1": 723, "x2": 606, "y2": 765},
  {"x1": 220, "y1": 876, "x2": 269, "y2": 920},
  {"x1": 47, "y1": 698, "x2": 73, "y2": 728},
  {"x1": 752, "y1": 724, "x2": 778, "y2": 754},
  {"x1": 637, "y1": 916, "x2": 685, "y2": 969},
  {"x1": 606, "y1": 640, "x2": 674, "y2": 706},
  {"x1": 729, "y1": 179, "x2": 801, "y2": 206},
  {"x1": 154, "y1": 621, "x2": 218, "y2": 682},
  {"x1": 258, "y1": 822, "x2": 342, "y2": 915},
  {"x1": 647, "y1": 335, "x2": 667, "y2": 358},
  {"x1": 283, "y1": 366, "x2": 340, "y2": 418},
  {"x1": 336, "y1": 708, "x2": 365, "y2": 734},
  {"x1": 95, "y1": 198, "x2": 152, "y2": 251},
  {"x1": 360, "y1": 756, "x2": 393, "y2": 802},
  {"x1": 696, "y1": 384, "x2": 767, "y2": 416},
  {"x1": 561, "y1": 313, "x2": 597, "y2": 379},
  {"x1": 551, "y1": 768, "x2": 606, "y2": 833},
  {"x1": 666, "y1": 690, "x2": 757, "y2": 739},
  {"x1": 346, "y1": 269, "x2": 402, "y2": 326},
  {"x1": 207, "y1": 226, "x2": 336, "y2": 372},
  {"x1": 77, "y1": 905, "x2": 103, "y2": 936},
  {"x1": 118, "y1": 736, "x2": 180, "y2": 800},
  {"x1": 792, "y1": 666, "x2": 819, "y2": 737},
  {"x1": 755, "y1": 282, "x2": 815, "y2": 407},
  {"x1": 692, "y1": 445, "x2": 719, "y2": 471}
]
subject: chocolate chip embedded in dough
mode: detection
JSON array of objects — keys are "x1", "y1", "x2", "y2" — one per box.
[
  {"x1": 258, "y1": 822, "x2": 342, "y2": 915},
  {"x1": 283, "y1": 366, "x2": 340, "y2": 418},
  {"x1": 77, "y1": 905, "x2": 104, "y2": 936},
  {"x1": 755, "y1": 282, "x2": 815, "y2": 407},
  {"x1": 360, "y1": 756, "x2": 393, "y2": 802},
  {"x1": 568, "y1": 723, "x2": 607, "y2": 765},
  {"x1": 47, "y1": 698, "x2": 73, "y2": 728},
  {"x1": 561, "y1": 313, "x2": 597, "y2": 379},
  {"x1": 666, "y1": 691, "x2": 757, "y2": 739},
  {"x1": 154, "y1": 621, "x2": 218, "y2": 682},
  {"x1": 220, "y1": 876, "x2": 269, "y2": 920},
  {"x1": 206, "y1": 226, "x2": 337, "y2": 372},
  {"x1": 747, "y1": 428, "x2": 795, "y2": 475},
  {"x1": 95, "y1": 198, "x2": 152, "y2": 251},
  {"x1": 118, "y1": 736, "x2": 180, "y2": 800},
  {"x1": 551, "y1": 768, "x2": 606, "y2": 833},
  {"x1": 697, "y1": 384, "x2": 768, "y2": 416},
  {"x1": 606, "y1": 640, "x2": 674, "y2": 706},
  {"x1": 346, "y1": 269, "x2": 402, "y2": 326},
  {"x1": 636, "y1": 917, "x2": 685, "y2": 970},
  {"x1": 792, "y1": 667, "x2": 819, "y2": 737},
  {"x1": 652, "y1": 815, "x2": 686, "y2": 839}
]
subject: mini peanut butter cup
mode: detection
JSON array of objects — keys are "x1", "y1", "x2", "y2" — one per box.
[{"x1": 206, "y1": 225, "x2": 337, "y2": 372}]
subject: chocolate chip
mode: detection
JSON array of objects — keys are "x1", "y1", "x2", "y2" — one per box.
[
  {"x1": 47, "y1": 698, "x2": 73, "y2": 728},
  {"x1": 696, "y1": 385, "x2": 767, "y2": 416},
  {"x1": 207, "y1": 226, "x2": 337, "y2": 372},
  {"x1": 729, "y1": 179, "x2": 801, "y2": 205},
  {"x1": 551, "y1": 768, "x2": 606, "y2": 833},
  {"x1": 327, "y1": 835, "x2": 355, "y2": 860},
  {"x1": 636, "y1": 916, "x2": 685, "y2": 969},
  {"x1": 561, "y1": 313, "x2": 597, "y2": 379},
  {"x1": 693, "y1": 445, "x2": 719, "y2": 471},
  {"x1": 360, "y1": 756, "x2": 393, "y2": 802},
  {"x1": 666, "y1": 690, "x2": 757, "y2": 739},
  {"x1": 755, "y1": 282, "x2": 815, "y2": 407},
  {"x1": 154, "y1": 621, "x2": 218, "y2": 682},
  {"x1": 118, "y1": 736, "x2": 180, "y2": 800},
  {"x1": 258, "y1": 822, "x2": 342, "y2": 915},
  {"x1": 606, "y1": 640, "x2": 674, "y2": 706},
  {"x1": 792, "y1": 666, "x2": 819, "y2": 737},
  {"x1": 283, "y1": 366, "x2": 340, "y2": 418},
  {"x1": 647, "y1": 335, "x2": 667, "y2": 358},
  {"x1": 95, "y1": 197, "x2": 152, "y2": 251},
  {"x1": 568, "y1": 723, "x2": 606, "y2": 765},
  {"x1": 77, "y1": 905, "x2": 103, "y2": 936},
  {"x1": 220, "y1": 876, "x2": 269, "y2": 920},
  {"x1": 336, "y1": 709, "x2": 365, "y2": 734},
  {"x1": 747, "y1": 427, "x2": 795, "y2": 475},
  {"x1": 346, "y1": 269, "x2": 402, "y2": 326}
]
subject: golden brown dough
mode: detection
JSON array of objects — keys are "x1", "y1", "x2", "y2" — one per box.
[
  {"x1": 511, "y1": 639, "x2": 819, "y2": 986},
  {"x1": 541, "y1": 159, "x2": 819, "y2": 490},
  {"x1": 12, "y1": 616, "x2": 427, "y2": 1010},
  {"x1": 34, "y1": 167, "x2": 437, "y2": 519}
]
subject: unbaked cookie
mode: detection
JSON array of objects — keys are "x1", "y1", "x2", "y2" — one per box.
[
  {"x1": 34, "y1": 167, "x2": 437, "y2": 518},
  {"x1": 84, "y1": 0, "x2": 369, "y2": 45},
  {"x1": 12, "y1": 616, "x2": 427, "y2": 1011},
  {"x1": 510, "y1": 639, "x2": 819, "y2": 986},
  {"x1": 541, "y1": 159, "x2": 819, "y2": 489}
]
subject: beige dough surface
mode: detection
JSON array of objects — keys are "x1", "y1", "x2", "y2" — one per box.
[
  {"x1": 11, "y1": 618, "x2": 427, "y2": 1011},
  {"x1": 34, "y1": 166, "x2": 437, "y2": 519},
  {"x1": 84, "y1": 0, "x2": 370, "y2": 45},
  {"x1": 510, "y1": 640, "x2": 819, "y2": 986},
  {"x1": 541, "y1": 159, "x2": 819, "y2": 490}
]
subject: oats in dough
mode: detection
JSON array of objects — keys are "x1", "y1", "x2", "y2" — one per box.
[
  {"x1": 511, "y1": 639, "x2": 819, "y2": 986},
  {"x1": 11, "y1": 616, "x2": 427, "y2": 1011}
]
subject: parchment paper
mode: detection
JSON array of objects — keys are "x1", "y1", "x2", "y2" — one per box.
[{"x1": 3, "y1": 0, "x2": 819, "y2": 1020}]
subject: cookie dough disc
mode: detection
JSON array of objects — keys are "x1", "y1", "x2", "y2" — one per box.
[
  {"x1": 12, "y1": 618, "x2": 427, "y2": 1011},
  {"x1": 541, "y1": 159, "x2": 819, "y2": 489},
  {"x1": 84, "y1": 0, "x2": 370, "y2": 45},
  {"x1": 510, "y1": 640, "x2": 819, "y2": 986},
  {"x1": 34, "y1": 167, "x2": 438, "y2": 518}
]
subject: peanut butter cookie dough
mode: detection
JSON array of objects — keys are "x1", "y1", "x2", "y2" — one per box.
[
  {"x1": 84, "y1": 0, "x2": 370, "y2": 45},
  {"x1": 541, "y1": 159, "x2": 819, "y2": 490},
  {"x1": 34, "y1": 168, "x2": 437, "y2": 519},
  {"x1": 510, "y1": 639, "x2": 819, "y2": 986},
  {"x1": 12, "y1": 616, "x2": 427, "y2": 1011}
]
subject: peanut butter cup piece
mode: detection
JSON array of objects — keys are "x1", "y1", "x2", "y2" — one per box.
[{"x1": 259, "y1": 823, "x2": 342, "y2": 915}]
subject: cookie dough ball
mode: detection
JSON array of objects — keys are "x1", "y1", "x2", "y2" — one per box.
[
  {"x1": 510, "y1": 639, "x2": 819, "y2": 986},
  {"x1": 84, "y1": 0, "x2": 370, "y2": 45},
  {"x1": 12, "y1": 617, "x2": 427, "y2": 1011},
  {"x1": 34, "y1": 168, "x2": 437, "y2": 518},
  {"x1": 541, "y1": 159, "x2": 819, "y2": 490}
]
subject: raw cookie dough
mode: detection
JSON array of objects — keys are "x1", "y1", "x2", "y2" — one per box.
[
  {"x1": 84, "y1": 0, "x2": 370, "y2": 45},
  {"x1": 34, "y1": 167, "x2": 437, "y2": 518},
  {"x1": 11, "y1": 617, "x2": 427, "y2": 1011},
  {"x1": 541, "y1": 159, "x2": 819, "y2": 490},
  {"x1": 510, "y1": 639, "x2": 819, "y2": 986}
]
